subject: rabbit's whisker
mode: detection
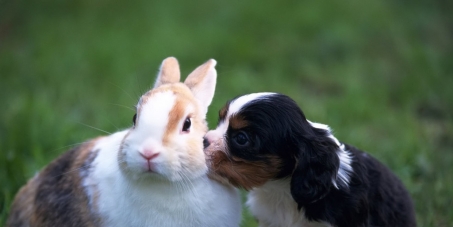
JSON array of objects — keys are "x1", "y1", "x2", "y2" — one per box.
[
  {"x1": 77, "y1": 122, "x2": 112, "y2": 135},
  {"x1": 107, "y1": 81, "x2": 137, "y2": 103},
  {"x1": 110, "y1": 103, "x2": 135, "y2": 112}
]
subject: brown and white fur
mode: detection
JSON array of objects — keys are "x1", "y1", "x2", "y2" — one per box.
[
  {"x1": 7, "y1": 57, "x2": 242, "y2": 227},
  {"x1": 204, "y1": 92, "x2": 416, "y2": 227}
]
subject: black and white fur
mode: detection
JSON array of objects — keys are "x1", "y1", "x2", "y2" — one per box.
[{"x1": 204, "y1": 92, "x2": 416, "y2": 227}]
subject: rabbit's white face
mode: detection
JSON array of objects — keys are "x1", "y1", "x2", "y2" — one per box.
[
  {"x1": 119, "y1": 85, "x2": 208, "y2": 182},
  {"x1": 118, "y1": 57, "x2": 216, "y2": 182}
]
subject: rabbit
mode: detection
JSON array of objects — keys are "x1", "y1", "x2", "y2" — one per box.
[{"x1": 7, "y1": 57, "x2": 242, "y2": 227}]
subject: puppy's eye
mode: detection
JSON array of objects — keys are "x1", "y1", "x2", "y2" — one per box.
[
  {"x1": 234, "y1": 132, "x2": 249, "y2": 146},
  {"x1": 132, "y1": 113, "x2": 137, "y2": 125},
  {"x1": 182, "y1": 117, "x2": 191, "y2": 132}
]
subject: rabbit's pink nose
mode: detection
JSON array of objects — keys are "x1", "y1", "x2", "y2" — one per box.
[{"x1": 140, "y1": 150, "x2": 160, "y2": 161}]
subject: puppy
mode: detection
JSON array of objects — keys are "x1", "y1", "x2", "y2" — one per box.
[{"x1": 204, "y1": 92, "x2": 416, "y2": 227}]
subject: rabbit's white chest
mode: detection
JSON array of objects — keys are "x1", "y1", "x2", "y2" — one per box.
[
  {"x1": 94, "y1": 175, "x2": 240, "y2": 227},
  {"x1": 97, "y1": 182, "x2": 212, "y2": 227},
  {"x1": 83, "y1": 131, "x2": 241, "y2": 227}
]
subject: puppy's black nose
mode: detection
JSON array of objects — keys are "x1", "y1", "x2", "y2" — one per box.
[{"x1": 203, "y1": 137, "x2": 210, "y2": 149}]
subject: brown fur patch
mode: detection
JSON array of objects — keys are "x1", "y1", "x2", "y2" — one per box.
[
  {"x1": 159, "y1": 84, "x2": 198, "y2": 145},
  {"x1": 137, "y1": 83, "x2": 192, "y2": 116},
  {"x1": 163, "y1": 95, "x2": 190, "y2": 146},
  {"x1": 229, "y1": 114, "x2": 248, "y2": 129},
  {"x1": 7, "y1": 138, "x2": 102, "y2": 227},
  {"x1": 205, "y1": 139, "x2": 282, "y2": 190},
  {"x1": 6, "y1": 176, "x2": 39, "y2": 227},
  {"x1": 219, "y1": 105, "x2": 228, "y2": 121}
]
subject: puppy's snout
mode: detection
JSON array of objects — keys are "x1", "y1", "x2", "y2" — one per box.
[
  {"x1": 205, "y1": 130, "x2": 221, "y2": 142},
  {"x1": 203, "y1": 137, "x2": 210, "y2": 149}
]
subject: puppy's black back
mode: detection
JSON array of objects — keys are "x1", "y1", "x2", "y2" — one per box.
[
  {"x1": 353, "y1": 144, "x2": 416, "y2": 227},
  {"x1": 302, "y1": 144, "x2": 416, "y2": 227}
]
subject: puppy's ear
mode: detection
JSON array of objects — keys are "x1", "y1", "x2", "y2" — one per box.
[{"x1": 290, "y1": 127, "x2": 340, "y2": 209}]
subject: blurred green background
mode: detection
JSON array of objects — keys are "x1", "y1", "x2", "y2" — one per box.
[{"x1": 1, "y1": 0, "x2": 452, "y2": 226}]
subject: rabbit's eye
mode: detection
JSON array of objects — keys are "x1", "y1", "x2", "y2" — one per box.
[
  {"x1": 182, "y1": 117, "x2": 191, "y2": 132},
  {"x1": 132, "y1": 113, "x2": 137, "y2": 125}
]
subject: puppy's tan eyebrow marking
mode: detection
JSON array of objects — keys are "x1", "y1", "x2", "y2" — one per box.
[
  {"x1": 219, "y1": 105, "x2": 228, "y2": 121},
  {"x1": 229, "y1": 115, "x2": 248, "y2": 129}
]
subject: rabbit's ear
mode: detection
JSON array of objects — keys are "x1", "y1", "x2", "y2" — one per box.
[
  {"x1": 154, "y1": 57, "x2": 181, "y2": 88},
  {"x1": 184, "y1": 59, "x2": 217, "y2": 115}
]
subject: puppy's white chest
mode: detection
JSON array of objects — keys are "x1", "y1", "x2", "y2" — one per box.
[{"x1": 247, "y1": 180, "x2": 331, "y2": 227}]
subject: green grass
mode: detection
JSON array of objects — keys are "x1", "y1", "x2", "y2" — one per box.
[{"x1": 1, "y1": 0, "x2": 452, "y2": 226}]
